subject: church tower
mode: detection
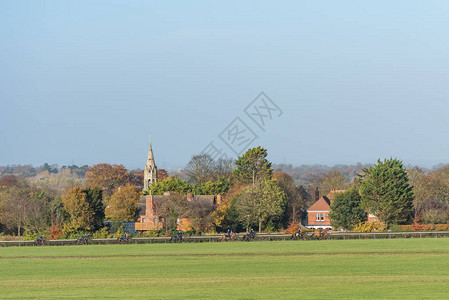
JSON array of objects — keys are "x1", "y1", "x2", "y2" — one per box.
[{"x1": 144, "y1": 140, "x2": 157, "y2": 190}]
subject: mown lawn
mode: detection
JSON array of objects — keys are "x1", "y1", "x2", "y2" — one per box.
[{"x1": 1, "y1": 238, "x2": 449, "y2": 299}]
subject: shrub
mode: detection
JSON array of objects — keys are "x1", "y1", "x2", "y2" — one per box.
[
  {"x1": 353, "y1": 221, "x2": 387, "y2": 233},
  {"x1": 285, "y1": 222, "x2": 300, "y2": 234},
  {"x1": 92, "y1": 227, "x2": 111, "y2": 239},
  {"x1": 50, "y1": 223, "x2": 63, "y2": 240}
]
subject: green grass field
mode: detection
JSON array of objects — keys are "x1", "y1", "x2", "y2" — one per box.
[{"x1": 1, "y1": 238, "x2": 449, "y2": 299}]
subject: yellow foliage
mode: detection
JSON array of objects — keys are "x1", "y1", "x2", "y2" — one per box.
[
  {"x1": 352, "y1": 221, "x2": 387, "y2": 232},
  {"x1": 61, "y1": 186, "x2": 93, "y2": 231}
]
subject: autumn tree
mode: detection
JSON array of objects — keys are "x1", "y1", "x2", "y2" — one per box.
[
  {"x1": 0, "y1": 175, "x2": 18, "y2": 188},
  {"x1": 314, "y1": 170, "x2": 348, "y2": 196},
  {"x1": 61, "y1": 186, "x2": 94, "y2": 232},
  {"x1": 128, "y1": 169, "x2": 144, "y2": 190},
  {"x1": 274, "y1": 171, "x2": 307, "y2": 224},
  {"x1": 154, "y1": 192, "x2": 188, "y2": 231},
  {"x1": 358, "y1": 158, "x2": 414, "y2": 225},
  {"x1": 0, "y1": 181, "x2": 47, "y2": 236},
  {"x1": 157, "y1": 169, "x2": 169, "y2": 181},
  {"x1": 329, "y1": 189, "x2": 367, "y2": 230},
  {"x1": 186, "y1": 196, "x2": 216, "y2": 232},
  {"x1": 233, "y1": 146, "x2": 273, "y2": 185},
  {"x1": 184, "y1": 154, "x2": 217, "y2": 185},
  {"x1": 409, "y1": 166, "x2": 449, "y2": 224},
  {"x1": 212, "y1": 182, "x2": 247, "y2": 231},
  {"x1": 107, "y1": 185, "x2": 141, "y2": 221},
  {"x1": 235, "y1": 180, "x2": 285, "y2": 232},
  {"x1": 85, "y1": 163, "x2": 129, "y2": 198}
]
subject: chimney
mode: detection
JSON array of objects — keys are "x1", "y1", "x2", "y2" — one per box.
[
  {"x1": 216, "y1": 194, "x2": 222, "y2": 206},
  {"x1": 315, "y1": 187, "x2": 320, "y2": 202}
]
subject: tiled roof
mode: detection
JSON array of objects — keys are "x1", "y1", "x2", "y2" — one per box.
[
  {"x1": 307, "y1": 190, "x2": 346, "y2": 212},
  {"x1": 307, "y1": 197, "x2": 330, "y2": 211}
]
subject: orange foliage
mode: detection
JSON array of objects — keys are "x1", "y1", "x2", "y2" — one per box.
[
  {"x1": 50, "y1": 223, "x2": 63, "y2": 239},
  {"x1": 212, "y1": 182, "x2": 247, "y2": 227},
  {"x1": 85, "y1": 163, "x2": 129, "y2": 198},
  {"x1": 285, "y1": 221, "x2": 301, "y2": 234},
  {"x1": 157, "y1": 169, "x2": 169, "y2": 181}
]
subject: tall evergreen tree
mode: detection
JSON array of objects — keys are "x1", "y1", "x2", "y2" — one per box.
[
  {"x1": 358, "y1": 158, "x2": 414, "y2": 225},
  {"x1": 329, "y1": 189, "x2": 366, "y2": 230},
  {"x1": 233, "y1": 146, "x2": 273, "y2": 185}
]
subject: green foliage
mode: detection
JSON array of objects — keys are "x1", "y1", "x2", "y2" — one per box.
[
  {"x1": 193, "y1": 177, "x2": 230, "y2": 195},
  {"x1": 92, "y1": 227, "x2": 111, "y2": 239},
  {"x1": 358, "y1": 158, "x2": 414, "y2": 225},
  {"x1": 235, "y1": 180, "x2": 286, "y2": 232},
  {"x1": 83, "y1": 187, "x2": 105, "y2": 231},
  {"x1": 329, "y1": 189, "x2": 367, "y2": 230},
  {"x1": 233, "y1": 146, "x2": 273, "y2": 184},
  {"x1": 147, "y1": 176, "x2": 193, "y2": 195}
]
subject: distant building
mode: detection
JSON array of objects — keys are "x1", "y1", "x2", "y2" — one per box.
[
  {"x1": 143, "y1": 140, "x2": 157, "y2": 190},
  {"x1": 306, "y1": 189, "x2": 379, "y2": 230},
  {"x1": 306, "y1": 189, "x2": 345, "y2": 229},
  {"x1": 135, "y1": 140, "x2": 220, "y2": 232},
  {"x1": 135, "y1": 193, "x2": 221, "y2": 232}
]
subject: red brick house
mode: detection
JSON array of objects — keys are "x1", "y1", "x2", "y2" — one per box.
[
  {"x1": 306, "y1": 189, "x2": 380, "y2": 229},
  {"x1": 306, "y1": 189, "x2": 345, "y2": 229},
  {"x1": 134, "y1": 193, "x2": 221, "y2": 232}
]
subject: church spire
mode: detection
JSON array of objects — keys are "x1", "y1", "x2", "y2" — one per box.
[
  {"x1": 144, "y1": 139, "x2": 157, "y2": 190},
  {"x1": 147, "y1": 139, "x2": 155, "y2": 165}
]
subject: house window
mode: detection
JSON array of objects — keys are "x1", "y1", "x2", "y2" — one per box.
[
  {"x1": 154, "y1": 218, "x2": 157, "y2": 223},
  {"x1": 316, "y1": 213, "x2": 320, "y2": 221},
  {"x1": 142, "y1": 218, "x2": 146, "y2": 223},
  {"x1": 320, "y1": 213, "x2": 325, "y2": 221}
]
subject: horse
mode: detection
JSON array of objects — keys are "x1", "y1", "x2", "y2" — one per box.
[
  {"x1": 35, "y1": 237, "x2": 47, "y2": 246},
  {"x1": 117, "y1": 236, "x2": 130, "y2": 244},
  {"x1": 291, "y1": 232, "x2": 304, "y2": 240},
  {"x1": 77, "y1": 236, "x2": 90, "y2": 245},
  {"x1": 221, "y1": 232, "x2": 237, "y2": 242},
  {"x1": 242, "y1": 231, "x2": 256, "y2": 241},
  {"x1": 310, "y1": 229, "x2": 328, "y2": 240},
  {"x1": 170, "y1": 232, "x2": 184, "y2": 243}
]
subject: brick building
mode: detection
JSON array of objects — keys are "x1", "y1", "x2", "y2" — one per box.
[{"x1": 306, "y1": 189, "x2": 345, "y2": 229}]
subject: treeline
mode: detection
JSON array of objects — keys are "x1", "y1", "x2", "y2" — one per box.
[
  {"x1": 2, "y1": 150, "x2": 449, "y2": 238},
  {"x1": 0, "y1": 164, "x2": 147, "y2": 238}
]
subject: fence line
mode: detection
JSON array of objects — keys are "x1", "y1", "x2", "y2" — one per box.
[{"x1": 2, "y1": 231, "x2": 449, "y2": 247}]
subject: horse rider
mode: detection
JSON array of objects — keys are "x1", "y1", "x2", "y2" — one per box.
[
  {"x1": 37, "y1": 235, "x2": 44, "y2": 242},
  {"x1": 227, "y1": 229, "x2": 231, "y2": 238},
  {"x1": 123, "y1": 232, "x2": 127, "y2": 240}
]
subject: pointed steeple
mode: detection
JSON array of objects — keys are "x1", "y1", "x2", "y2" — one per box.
[
  {"x1": 144, "y1": 139, "x2": 158, "y2": 190},
  {"x1": 147, "y1": 139, "x2": 155, "y2": 165}
]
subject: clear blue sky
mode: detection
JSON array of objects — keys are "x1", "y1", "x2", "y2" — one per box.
[{"x1": 1, "y1": 1, "x2": 449, "y2": 170}]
